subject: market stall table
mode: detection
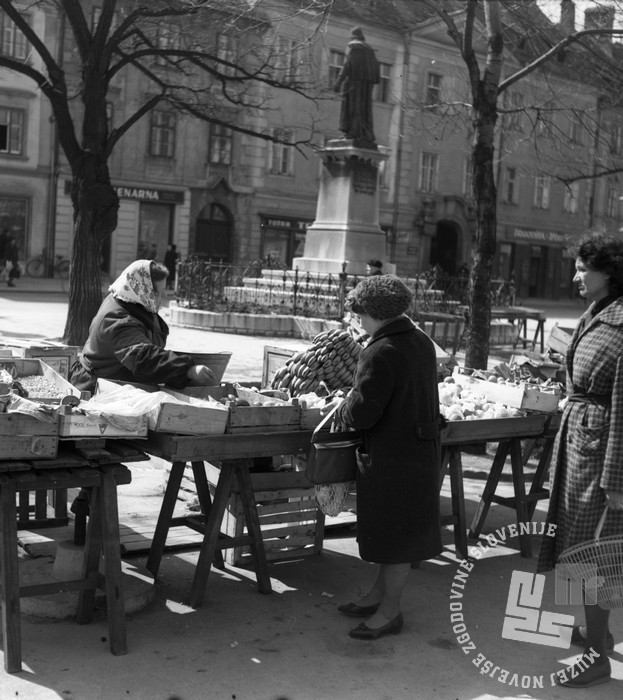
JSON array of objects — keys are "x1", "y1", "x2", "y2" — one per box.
[
  {"x1": 458, "y1": 306, "x2": 547, "y2": 352},
  {"x1": 0, "y1": 441, "x2": 147, "y2": 674}
]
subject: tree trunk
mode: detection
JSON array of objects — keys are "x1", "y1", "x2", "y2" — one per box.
[
  {"x1": 62, "y1": 157, "x2": 118, "y2": 346},
  {"x1": 465, "y1": 108, "x2": 498, "y2": 370}
]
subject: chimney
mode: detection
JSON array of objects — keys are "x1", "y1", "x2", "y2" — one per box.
[
  {"x1": 560, "y1": 0, "x2": 575, "y2": 33},
  {"x1": 584, "y1": 6, "x2": 615, "y2": 31}
]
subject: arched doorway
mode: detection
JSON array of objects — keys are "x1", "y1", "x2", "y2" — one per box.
[
  {"x1": 195, "y1": 203, "x2": 233, "y2": 262},
  {"x1": 429, "y1": 220, "x2": 460, "y2": 274}
]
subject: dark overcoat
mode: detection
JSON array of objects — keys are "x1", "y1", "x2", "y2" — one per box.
[
  {"x1": 538, "y1": 297, "x2": 623, "y2": 572},
  {"x1": 69, "y1": 294, "x2": 194, "y2": 393},
  {"x1": 335, "y1": 316, "x2": 442, "y2": 564}
]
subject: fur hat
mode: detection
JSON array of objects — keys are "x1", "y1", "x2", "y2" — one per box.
[{"x1": 347, "y1": 274, "x2": 412, "y2": 320}]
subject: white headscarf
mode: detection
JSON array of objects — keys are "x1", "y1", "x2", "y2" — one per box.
[{"x1": 109, "y1": 260, "x2": 160, "y2": 313}]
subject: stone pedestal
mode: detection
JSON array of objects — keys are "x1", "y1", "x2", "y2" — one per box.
[{"x1": 293, "y1": 140, "x2": 388, "y2": 276}]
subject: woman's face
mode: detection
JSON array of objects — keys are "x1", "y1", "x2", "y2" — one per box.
[
  {"x1": 573, "y1": 257, "x2": 610, "y2": 303},
  {"x1": 353, "y1": 311, "x2": 383, "y2": 336},
  {"x1": 153, "y1": 278, "x2": 167, "y2": 309}
]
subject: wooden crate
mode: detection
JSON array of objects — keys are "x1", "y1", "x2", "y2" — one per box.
[
  {"x1": 547, "y1": 323, "x2": 573, "y2": 356},
  {"x1": 0, "y1": 358, "x2": 82, "y2": 404},
  {"x1": 441, "y1": 415, "x2": 548, "y2": 445},
  {"x1": 95, "y1": 379, "x2": 229, "y2": 436},
  {"x1": 452, "y1": 368, "x2": 561, "y2": 413},
  {"x1": 0, "y1": 343, "x2": 79, "y2": 380},
  {"x1": 0, "y1": 413, "x2": 59, "y2": 460},
  {"x1": 58, "y1": 407, "x2": 149, "y2": 438},
  {"x1": 204, "y1": 463, "x2": 323, "y2": 565},
  {"x1": 227, "y1": 403, "x2": 301, "y2": 433}
]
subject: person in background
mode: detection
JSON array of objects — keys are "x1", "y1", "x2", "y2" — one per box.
[
  {"x1": 164, "y1": 243, "x2": 180, "y2": 290},
  {"x1": 0, "y1": 228, "x2": 9, "y2": 269},
  {"x1": 5, "y1": 236, "x2": 20, "y2": 287},
  {"x1": 326, "y1": 274, "x2": 442, "y2": 640},
  {"x1": 366, "y1": 259, "x2": 383, "y2": 276},
  {"x1": 69, "y1": 260, "x2": 215, "y2": 394},
  {"x1": 537, "y1": 232, "x2": 623, "y2": 688},
  {"x1": 147, "y1": 242, "x2": 158, "y2": 261}
]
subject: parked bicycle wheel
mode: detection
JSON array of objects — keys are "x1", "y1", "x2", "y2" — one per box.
[
  {"x1": 26, "y1": 256, "x2": 46, "y2": 277},
  {"x1": 56, "y1": 258, "x2": 70, "y2": 279}
]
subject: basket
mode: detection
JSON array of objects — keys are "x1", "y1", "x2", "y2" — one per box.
[{"x1": 557, "y1": 507, "x2": 623, "y2": 609}]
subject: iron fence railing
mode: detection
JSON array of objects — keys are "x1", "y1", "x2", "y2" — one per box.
[{"x1": 174, "y1": 258, "x2": 514, "y2": 319}]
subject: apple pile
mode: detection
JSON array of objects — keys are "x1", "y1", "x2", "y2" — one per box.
[{"x1": 438, "y1": 375, "x2": 524, "y2": 421}]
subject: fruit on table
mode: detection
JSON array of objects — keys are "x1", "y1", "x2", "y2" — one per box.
[
  {"x1": 438, "y1": 378, "x2": 523, "y2": 421},
  {"x1": 271, "y1": 328, "x2": 362, "y2": 396}
]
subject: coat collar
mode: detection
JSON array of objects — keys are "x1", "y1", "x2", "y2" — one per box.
[{"x1": 367, "y1": 315, "x2": 415, "y2": 346}]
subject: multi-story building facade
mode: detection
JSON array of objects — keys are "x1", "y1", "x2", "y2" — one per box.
[{"x1": 1, "y1": 1, "x2": 621, "y2": 300}]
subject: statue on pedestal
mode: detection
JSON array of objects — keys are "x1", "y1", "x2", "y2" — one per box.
[{"x1": 333, "y1": 27, "x2": 380, "y2": 147}]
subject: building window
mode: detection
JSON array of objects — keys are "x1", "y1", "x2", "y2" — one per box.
[
  {"x1": 533, "y1": 175, "x2": 550, "y2": 209},
  {"x1": 569, "y1": 113, "x2": 583, "y2": 145},
  {"x1": 0, "y1": 107, "x2": 25, "y2": 155},
  {"x1": 91, "y1": 7, "x2": 118, "y2": 32},
  {"x1": 328, "y1": 50, "x2": 345, "y2": 86},
  {"x1": 217, "y1": 33, "x2": 238, "y2": 77},
  {"x1": 268, "y1": 128, "x2": 293, "y2": 175},
  {"x1": 373, "y1": 63, "x2": 391, "y2": 103},
  {"x1": 155, "y1": 26, "x2": 181, "y2": 65},
  {"x1": 563, "y1": 181, "x2": 580, "y2": 214},
  {"x1": 0, "y1": 9, "x2": 28, "y2": 60},
  {"x1": 105, "y1": 101, "x2": 114, "y2": 131},
  {"x1": 606, "y1": 186, "x2": 619, "y2": 219},
  {"x1": 208, "y1": 123, "x2": 232, "y2": 165},
  {"x1": 505, "y1": 92, "x2": 524, "y2": 132},
  {"x1": 419, "y1": 152, "x2": 438, "y2": 193},
  {"x1": 425, "y1": 73, "x2": 442, "y2": 106},
  {"x1": 502, "y1": 167, "x2": 519, "y2": 204},
  {"x1": 537, "y1": 102, "x2": 555, "y2": 138},
  {"x1": 273, "y1": 36, "x2": 300, "y2": 82},
  {"x1": 612, "y1": 123, "x2": 623, "y2": 156},
  {"x1": 149, "y1": 111, "x2": 176, "y2": 158},
  {"x1": 463, "y1": 158, "x2": 473, "y2": 199}
]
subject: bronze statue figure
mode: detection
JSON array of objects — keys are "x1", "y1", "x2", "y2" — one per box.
[{"x1": 334, "y1": 27, "x2": 380, "y2": 146}]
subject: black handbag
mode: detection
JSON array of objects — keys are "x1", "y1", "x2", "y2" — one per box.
[{"x1": 305, "y1": 403, "x2": 361, "y2": 485}]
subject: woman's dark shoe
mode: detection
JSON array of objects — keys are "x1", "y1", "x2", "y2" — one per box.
[
  {"x1": 570, "y1": 625, "x2": 615, "y2": 654},
  {"x1": 349, "y1": 613, "x2": 403, "y2": 640},
  {"x1": 556, "y1": 659, "x2": 611, "y2": 688},
  {"x1": 338, "y1": 602, "x2": 381, "y2": 618}
]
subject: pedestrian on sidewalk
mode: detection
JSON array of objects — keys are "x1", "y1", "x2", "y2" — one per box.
[
  {"x1": 5, "y1": 236, "x2": 20, "y2": 287},
  {"x1": 326, "y1": 274, "x2": 442, "y2": 640},
  {"x1": 537, "y1": 232, "x2": 623, "y2": 689}
]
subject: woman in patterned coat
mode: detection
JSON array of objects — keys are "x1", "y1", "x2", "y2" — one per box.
[
  {"x1": 70, "y1": 260, "x2": 215, "y2": 393},
  {"x1": 538, "y1": 233, "x2": 623, "y2": 688},
  {"x1": 327, "y1": 275, "x2": 442, "y2": 640}
]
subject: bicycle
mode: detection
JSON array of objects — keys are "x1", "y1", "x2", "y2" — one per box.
[{"x1": 26, "y1": 248, "x2": 70, "y2": 280}]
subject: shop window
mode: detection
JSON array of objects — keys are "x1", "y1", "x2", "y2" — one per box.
[
  {"x1": 0, "y1": 9, "x2": 28, "y2": 60},
  {"x1": 209, "y1": 123, "x2": 232, "y2": 165},
  {"x1": 563, "y1": 181, "x2": 580, "y2": 214},
  {"x1": 606, "y1": 186, "x2": 619, "y2": 219},
  {"x1": 268, "y1": 128, "x2": 293, "y2": 175},
  {"x1": 138, "y1": 202, "x2": 173, "y2": 263},
  {"x1": 0, "y1": 195, "x2": 29, "y2": 256},
  {"x1": 373, "y1": 63, "x2": 392, "y2": 103},
  {"x1": 419, "y1": 152, "x2": 438, "y2": 193},
  {"x1": 0, "y1": 107, "x2": 25, "y2": 155},
  {"x1": 149, "y1": 110, "x2": 176, "y2": 158},
  {"x1": 260, "y1": 216, "x2": 311, "y2": 267}
]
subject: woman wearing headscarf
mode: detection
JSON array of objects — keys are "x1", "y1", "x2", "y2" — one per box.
[
  {"x1": 69, "y1": 259, "x2": 215, "y2": 394},
  {"x1": 327, "y1": 274, "x2": 442, "y2": 640}
]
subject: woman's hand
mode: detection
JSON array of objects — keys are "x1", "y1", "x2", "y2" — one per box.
[
  {"x1": 320, "y1": 396, "x2": 342, "y2": 416},
  {"x1": 605, "y1": 490, "x2": 623, "y2": 511},
  {"x1": 186, "y1": 364, "x2": 216, "y2": 386}
]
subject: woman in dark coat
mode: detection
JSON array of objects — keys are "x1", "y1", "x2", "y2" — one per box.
[
  {"x1": 538, "y1": 233, "x2": 623, "y2": 689},
  {"x1": 329, "y1": 274, "x2": 442, "y2": 640},
  {"x1": 70, "y1": 260, "x2": 215, "y2": 394}
]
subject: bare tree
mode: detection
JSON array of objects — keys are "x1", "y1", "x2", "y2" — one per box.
[
  {"x1": 0, "y1": 0, "x2": 330, "y2": 344},
  {"x1": 419, "y1": 0, "x2": 623, "y2": 369}
]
